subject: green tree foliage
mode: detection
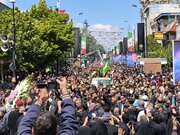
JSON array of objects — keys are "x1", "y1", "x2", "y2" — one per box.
[
  {"x1": 147, "y1": 34, "x2": 162, "y2": 52},
  {"x1": 147, "y1": 34, "x2": 172, "y2": 61},
  {"x1": 0, "y1": 8, "x2": 16, "y2": 65},
  {"x1": 158, "y1": 43, "x2": 172, "y2": 61},
  {"x1": 0, "y1": 0, "x2": 74, "y2": 72}
]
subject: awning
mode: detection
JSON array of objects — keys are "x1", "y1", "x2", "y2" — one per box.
[{"x1": 163, "y1": 21, "x2": 177, "y2": 34}]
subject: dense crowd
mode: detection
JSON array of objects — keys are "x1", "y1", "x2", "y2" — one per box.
[{"x1": 0, "y1": 64, "x2": 180, "y2": 135}]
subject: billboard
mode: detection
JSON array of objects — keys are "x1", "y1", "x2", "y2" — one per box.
[
  {"x1": 154, "y1": 32, "x2": 163, "y2": 40},
  {"x1": 81, "y1": 34, "x2": 86, "y2": 55},
  {"x1": 173, "y1": 41, "x2": 180, "y2": 84},
  {"x1": 127, "y1": 52, "x2": 140, "y2": 67}
]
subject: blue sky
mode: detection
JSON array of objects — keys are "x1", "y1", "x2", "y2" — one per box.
[
  {"x1": 4, "y1": 0, "x2": 141, "y2": 29},
  {"x1": 2, "y1": 0, "x2": 141, "y2": 51}
]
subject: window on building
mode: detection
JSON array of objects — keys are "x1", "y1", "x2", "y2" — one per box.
[
  {"x1": 176, "y1": 15, "x2": 180, "y2": 22},
  {"x1": 168, "y1": 16, "x2": 175, "y2": 24}
]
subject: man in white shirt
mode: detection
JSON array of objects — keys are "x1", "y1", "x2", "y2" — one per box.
[{"x1": 137, "y1": 102, "x2": 153, "y2": 122}]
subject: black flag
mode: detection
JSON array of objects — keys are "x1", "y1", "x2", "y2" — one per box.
[{"x1": 137, "y1": 23, "x2": 145, "y2": 52}]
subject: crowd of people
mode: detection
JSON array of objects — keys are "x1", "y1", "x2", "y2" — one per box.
[{"x1": 0, "y1": 63, "x2": 180, "y2": 135}]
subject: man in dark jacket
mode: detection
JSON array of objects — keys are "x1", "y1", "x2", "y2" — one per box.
[{"x1": 18, "y1": 77, "x2": 79, "y2": 135}]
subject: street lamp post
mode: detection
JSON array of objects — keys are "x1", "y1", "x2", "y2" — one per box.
[
  {"x1": 131, "y1": 5, "x2": 138, "y2": 52},
  {"x1": 10, "y1": 0, "x2": 16, "y2": 80},
  {"x1": 72, "y1": 12, "x2": 84, "y2": 23},
  {"x1": 144, "y1": 13, "x2": 148, "y2": 58},
  {"x1": 124, "y1": 21, "x2": 129, "y2": 37},
  {"x1": 133, "y1": 26, "x2": 136, "y2": 52}
]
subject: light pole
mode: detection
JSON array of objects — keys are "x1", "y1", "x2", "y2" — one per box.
[
  {"x1": 144, "y1": 13, "x2": 148, "y2": 58},
  {"x1": 10, "y1": 0, "x2": 16, "y2": 81},
  {"x1": 133, "y1": 26, "x2": 136, "y2": 52},
  {"x1": 132, "y1": 4, "x2": 141, "y2": 19},
  {"x1": 79, "y1": 19, "x2": 88, "y2": 53},
  {"x1": 83, "y1": 20, "x2": 88, "y2": 34},
  {"x1": 72, "y1": 12, "x2": 84, "y2": 23},
  {"x1": 124, "y1": 21, "x2": 129, "y2": 37},
  {"x1": 80, "y1": 20, "x2": 88, "y2": 67},
  {"x1": 71, "y1": 12, "x2": 84, "y2": 59}
]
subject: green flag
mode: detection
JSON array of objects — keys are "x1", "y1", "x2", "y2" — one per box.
[{"x1": 102, "y1": 62, "x2": 110, "y2": 74}]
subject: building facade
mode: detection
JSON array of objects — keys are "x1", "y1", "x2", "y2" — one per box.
[
  {"x1": 140, "y1": 0, "x2": 180, "y2": 48},
  {"x1": 140, "y1": 0, "x2": 180, "y2": 35},
  {"x1": 0, "y1": 2, "x2": 10, "y2": 12}
]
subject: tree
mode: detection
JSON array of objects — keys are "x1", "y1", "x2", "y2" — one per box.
[
  {"x1": 147, "y1": 34, "x2": 161, "y2": 53},
  {"x1": 158, "y1": 42, "x2": 172, "y2": 61},
  {"x1": 0, "y1": 0, "x2": 75, "y2": 72},
  {"x1": 147, "y1": 34, "x2": 172, "y2": 61}
]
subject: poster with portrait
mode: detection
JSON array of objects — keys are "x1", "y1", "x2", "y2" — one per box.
[
  {"x1": 173, "y1": 41, "x2": 180, "y2": 84},
  {"x1": 112, "y1": 56, "x2": 120, "y2": 63},
  {"x1": 121, "y1": 54, "x2": 127, "y2": 65},
  {"x1": 127, "y1": 52, "x2": 140, "y2": 67}
]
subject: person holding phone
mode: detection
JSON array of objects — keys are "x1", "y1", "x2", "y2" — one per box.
[{"x1": 18, "y1": 77, "x2": 79, "y2": 135}]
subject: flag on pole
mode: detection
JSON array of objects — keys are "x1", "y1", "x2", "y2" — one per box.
[
  {"x1": 101, "y1": 62, "x2": 110, "y2": 74},
  {"x1": 81, "y1": 35, "x2": 87, "y2": 55},
  {"x1": 128, "y1": 32, "x2": 133, "y2": 52}
]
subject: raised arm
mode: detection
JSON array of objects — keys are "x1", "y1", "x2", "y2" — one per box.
[
  {"x1": 18, "y1": 88, "x2": 48, "y2": 135},
  {"x1": 17, "y1": 104, "x2": 41, "y2": 135},
  {"x1": 57, "y1": 77, "x2": 79, "y2": 135}
]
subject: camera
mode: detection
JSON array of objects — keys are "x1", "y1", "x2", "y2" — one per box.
[
  {"x1": 37, "y1": 78, "x2": 58, "y2": 91},
  {"x1": 37, "y1": 83, "x2": 47, "y2": 89},
  {"x1": 47, "y1": 78, "x2": 58, "y2": 90}
]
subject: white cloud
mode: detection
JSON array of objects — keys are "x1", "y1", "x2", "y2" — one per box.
[
  {"x1": 74, "y1": 23, "x2": 120, "y2": 32},
  {"x1": 0, "y1": 0, "x2": 7, "y2": 5},
  {"x1": 74, "y1": 23, "x2": 84, "y2": 28},
  {"x1": 89, "y1": 23, "x2": 119, "y2": 32}
]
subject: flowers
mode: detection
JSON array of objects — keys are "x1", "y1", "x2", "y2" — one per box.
[{"x1": 8, "y1": 76, "x2": 33, "y2": 108}]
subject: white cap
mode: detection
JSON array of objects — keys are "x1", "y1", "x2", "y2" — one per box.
[{"x1": 141, "y1": 95, "x2": 148, "y2": 101}]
